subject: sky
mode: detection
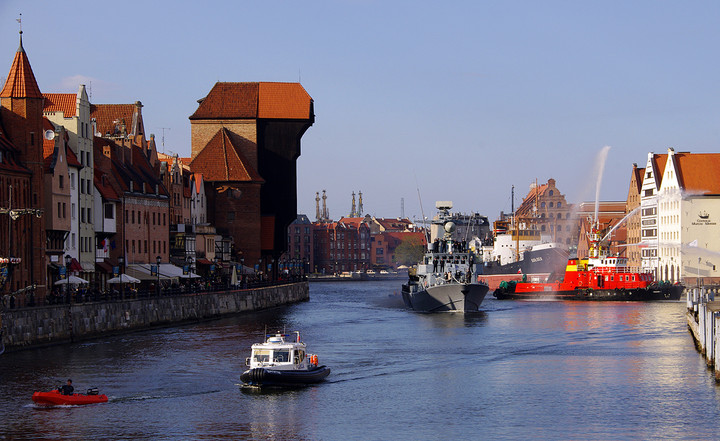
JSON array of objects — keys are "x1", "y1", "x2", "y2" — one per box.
[{"x1": 2, "y1": 1, "x2": 720, "y2": 224}]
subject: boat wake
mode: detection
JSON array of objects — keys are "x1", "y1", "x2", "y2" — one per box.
[{"x1": 109, "y1": 389, "x2": 223, "y2": 403}]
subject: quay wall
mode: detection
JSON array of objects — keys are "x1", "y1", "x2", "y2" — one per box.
[
  {"x1": 686, "y1": 286, "x2": 720, "y2": 380},
  {"x1": 2, "y1": 283, "x2": 308, "y2": 352}
]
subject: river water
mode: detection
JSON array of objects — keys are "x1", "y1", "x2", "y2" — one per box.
[{"x1": 1, "y1": 280, "x2": 719, "y2": 440}]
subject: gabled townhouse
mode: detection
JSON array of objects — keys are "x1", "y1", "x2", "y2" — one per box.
[
  {"x1": 283, "y1": 214, "x2": 314, "y2": 274},
  {"x1": 513, "y1": 179, "x2": 576, "y2": 247},
  {"x1": 0, "y1": 32, "x2": 47, "y2": 299},
  {"x1": 625, "y1": 163, "x2": 644, "y2": 270},
  {"x1": 639, "y1": 152, "x2": 668, "y2": 279},
  {"x1": 159, "y1": 153, "x2": 196, "y2": 270},
  {"x1": 43, "y1": 85, "x2": 94, "y2": 283},
  {"x1": 42, "y1": 123, "x2": 74, "y2": 288},
  {"x1": 93, "y1": 141, "x2": 121, "y2": 286}
]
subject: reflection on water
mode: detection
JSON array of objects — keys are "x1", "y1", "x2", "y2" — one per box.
[{"x1": 1, "y1": 281, "x2": 719, "y2": 440}]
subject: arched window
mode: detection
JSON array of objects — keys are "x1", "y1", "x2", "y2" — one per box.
[
  {"x1": 541, "y1": 225, "x2": 546, "y2": 231},
  {"x1": 549, "y1": 190, "x2": 554, "y2": 196},
  {"x1": 541, "y1": 202, "x2": 546, "y2": 208}
]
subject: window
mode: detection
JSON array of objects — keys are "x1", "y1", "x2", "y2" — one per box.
[
  {"x1": 59, "y1": 175, "x2": 64, "y2": 189},
  {"x1": 104, "y1": 204, "x2": 114, "y2": 219}
]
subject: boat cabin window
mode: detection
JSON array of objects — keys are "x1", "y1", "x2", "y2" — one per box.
[
  {"x1": 273, "y1": 349, "x2": 290, "y2": 363},
  {"x1": 632, "y1": 275, "x2": 636, "y2": 281},
  {"x1": 254, "y1": 349, "x2": 272, "y2": 363}
]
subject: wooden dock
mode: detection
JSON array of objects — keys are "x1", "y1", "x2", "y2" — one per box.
[{"x1": 686, "y1": 286, "x2": 720, "y2": 380}]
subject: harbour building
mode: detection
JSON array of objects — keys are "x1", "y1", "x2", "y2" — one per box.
[{"x1": 640, "y1": 148, "x2": 720, "y2": 284}]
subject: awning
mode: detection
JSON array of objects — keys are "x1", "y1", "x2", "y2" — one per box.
[
  {"x1": 128, "y1": 263, "x2": 200, "y2": 280},
  {"x1": 125, "y1": 266, "x2": 162, "y2": 282},
  {"x1": 196, "y1": 258, "x2": 213, "y2": 266},
  {"x1": 96, "y1": 261, "x2": 114, "y2": 273},
  {"x1": 107, "y1": 274, "x2": 141, "y2": 284},
  {"x1": 69, "y1": 258, "x2": 83, "y2": 272}
]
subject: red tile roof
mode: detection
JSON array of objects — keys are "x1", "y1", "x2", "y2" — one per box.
[
  {"x1": 42, "y1": 118, "x2": 56, "y2": 160},
  {"x1": 189, "y1": 82, "x2": 312, "y2": 120},
  {"x1": 43, "y1": 93, "x2": 76, "y2": 117},
  {"x1": 66, "y1": 147, "x2": 82, "y2": 168},
  {"x1": 90, "y1": 104, "x2": 138, "y2": 137},
  {"x1": 673, "y1": 153, "x2": 720, "y2": 195},
  {"x1": 188, "y1": 128, "x2": 263, "y2": 183},
  {"x1": 0, "y1": 34, "x2": 42, "y2": 99}
]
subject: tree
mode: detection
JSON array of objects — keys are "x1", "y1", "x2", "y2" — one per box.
[{"x1": 393, "y1": 237, "x2": 425, "y2": 266}]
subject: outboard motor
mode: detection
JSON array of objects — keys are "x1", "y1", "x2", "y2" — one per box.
[{"x1": 86, "y1": 387, "x2": 99, "y2": 395}]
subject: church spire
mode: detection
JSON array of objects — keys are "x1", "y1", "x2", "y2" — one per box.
[{"x1": 0, "y1": 30, "x2": 42, "y2": 99}]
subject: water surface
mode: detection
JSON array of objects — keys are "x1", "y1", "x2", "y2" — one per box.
[{"x1": 1, "y1": 281, "x2": 718, "y2": 440}]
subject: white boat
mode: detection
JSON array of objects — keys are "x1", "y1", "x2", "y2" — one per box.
[
  {"x1": 402, "y1": 201, "x2": 489, "y2": 313},
  {"x1": 240, "y1": 332, "x2": 330, "y2": 388}
]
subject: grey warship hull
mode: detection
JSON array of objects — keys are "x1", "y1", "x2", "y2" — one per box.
[{"x1": 401, "y1": 282, "x2": 489, "y2": 312}]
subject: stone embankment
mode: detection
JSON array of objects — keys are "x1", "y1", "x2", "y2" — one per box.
[
  {"x1": 686, "y1": 286, "x2": 720, "y2": 380},
  {"x1": 2, "y1": 282, "x2": 308, "y2": 352}
]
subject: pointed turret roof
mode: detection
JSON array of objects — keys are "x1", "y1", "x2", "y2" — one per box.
[{"x1": 0, "y1": 32, "x2": 42, "y2": 99}]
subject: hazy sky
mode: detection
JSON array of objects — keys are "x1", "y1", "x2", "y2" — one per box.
[{"x1": 2, "y1": 1, "x2": 719, "y2": 223}]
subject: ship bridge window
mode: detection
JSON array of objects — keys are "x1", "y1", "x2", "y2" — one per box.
[
  {"x1": 254, "y1": 349, "x2": 272, "y2": 363},
  {"x1": 273, "y1": 350, "x2": 290, "y2": 363}
]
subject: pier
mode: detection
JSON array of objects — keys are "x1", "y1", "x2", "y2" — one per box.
[{"x1": 686, "y1": 286, "x2": 720, "y2": 380}]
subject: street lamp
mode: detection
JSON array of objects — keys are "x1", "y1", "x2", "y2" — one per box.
[
  {"x1": 240, "y1": 257, "x2": 245, "y2": 287},
  {"x1": 156, "y1": 255, "x2": 161, "y2": 296},
  {"x1": 65, "y1": 254, "x2": 72, "y2": 304},
  {"x1": 118, "y1": 256, "x2": 125, "y2": 300}
]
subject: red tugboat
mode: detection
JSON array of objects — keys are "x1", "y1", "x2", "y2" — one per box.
[{"x1": 493, "y1": 226, "x2": 684, "y2": 301}]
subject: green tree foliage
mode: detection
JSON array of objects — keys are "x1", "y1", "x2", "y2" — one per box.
[{"x1": 393, "y1": 237, "x2": 425, "y2": 266}]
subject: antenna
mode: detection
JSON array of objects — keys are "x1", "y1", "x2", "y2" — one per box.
[
  {"x1": 160, "y1": 127, "x2": 170, "y2": 153},
  {"x1": 16, "y1": 13, "x2": 22, "y2": 32},
  {"x1": 401, "y1": 197, "x2": 405, "y2": 219},
  {"x1": 88, "y1": 81, "x2": 92, "y2": 101}
]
